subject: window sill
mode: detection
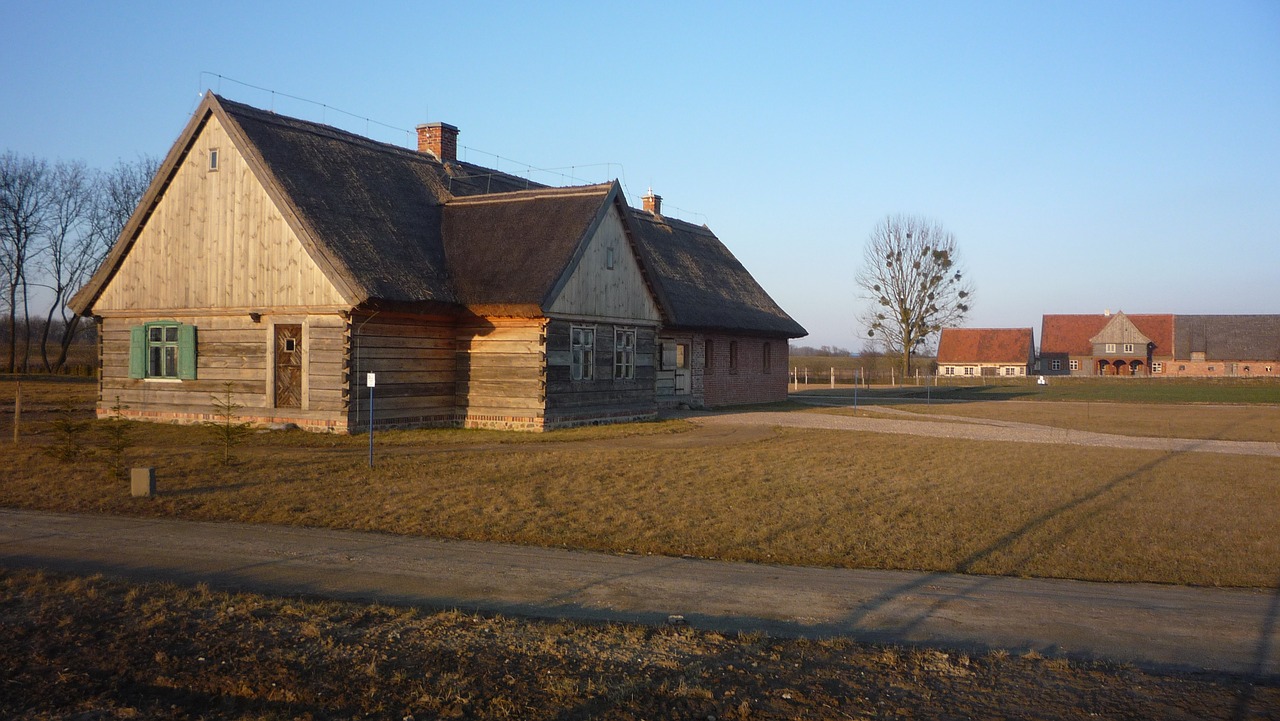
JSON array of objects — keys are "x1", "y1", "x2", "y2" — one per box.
[{"x1": 142, "y1": 377, "x2": 183, "y2": 383}]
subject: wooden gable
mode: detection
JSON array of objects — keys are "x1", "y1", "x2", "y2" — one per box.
[
  {"x1": 92, "y1": 113, "x2": 346, "y2": 314},
  {"x1": 1089, "y1": 312, "x2": 1152, "y2": 347},
  {"x1": 545, "y1": 202, "x2": 662, "y2": 324}
]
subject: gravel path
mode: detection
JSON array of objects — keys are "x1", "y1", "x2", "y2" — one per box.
[
  {"x1": 690, "y1": 405, "x2": 1280, "y2": 457},
  {"x1": 3, "y1": 509, "x2": 1277, "y2": 677}
]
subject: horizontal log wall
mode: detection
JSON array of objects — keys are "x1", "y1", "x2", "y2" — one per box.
[
  {"x1": 544, "y1": 318, "x2": 657, "y2": 427},
  {"x1": 455, "y1": 317, "x2": 547, "y2": 430},
  {"x1": 98, "y1": 313, "x2": 349, "y2": 431},
  {"x1": 348, "y1": 312, "x2": 458, "y2": 430}
]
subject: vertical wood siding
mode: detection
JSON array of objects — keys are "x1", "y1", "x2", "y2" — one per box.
[
  {"x1": 545, "y1": 208, "x2": 662, "y2": 323},
  {"x1": 94, "y1": 115, "x2": 345, "y2": 312}
]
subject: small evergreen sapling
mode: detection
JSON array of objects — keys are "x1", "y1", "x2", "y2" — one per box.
[
  {"x1": 207, "y1": 381, "x2": 251, "y2": 465},
  {"x1": 100, "y1": 396, "x2": 133, "y2": 481}
]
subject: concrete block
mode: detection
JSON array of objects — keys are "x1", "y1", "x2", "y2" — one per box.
[{"x1": 131, "y1": 467, "x2": 155, "y2": 497}]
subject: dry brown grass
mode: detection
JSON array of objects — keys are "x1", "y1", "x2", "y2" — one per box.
[
  {"x1": 3, "y1": 377, "x2": 1278, "y2": 588},
  {"x1": 3, "y1": 568, "x2": 1273, "y2": 720},
  {"x1": 880, "y1": 399, "x2": 1280, "y2": 443}
]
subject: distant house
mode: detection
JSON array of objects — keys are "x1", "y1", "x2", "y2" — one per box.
[
  {"x1": 1039, "y1": 311, "x2": 1279, "y2": 377},
  {"x1": 69, "y1": 93, "x2": 805, "y2": 432},
  {"x1": 936, "y1": 328, "x2": 1035, "y2": 378}
]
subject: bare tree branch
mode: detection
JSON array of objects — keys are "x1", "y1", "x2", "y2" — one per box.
[{"x1": 855, "y1": 214, "x2": 974, "y2": 376}]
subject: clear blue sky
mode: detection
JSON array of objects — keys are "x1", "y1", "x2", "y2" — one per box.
[{"x1": 3, "y1": 1, "x2": 1277, "y2": 350}]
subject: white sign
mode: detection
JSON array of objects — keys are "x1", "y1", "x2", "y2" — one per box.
[{"x1": 366, "y1": 372, "x2": 376, "y2": 388}]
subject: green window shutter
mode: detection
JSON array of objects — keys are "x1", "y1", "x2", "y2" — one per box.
[
  {"x1": 177, "y1": 324, "x2": 197, "y2": 380},
  {"x1": 128, "y1": 326, "x2": 146, "y2": 379}
]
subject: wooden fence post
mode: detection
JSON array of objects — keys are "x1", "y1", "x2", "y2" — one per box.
[{"x1": 12, "y1": 380, "x2": 20, "y2": 445}]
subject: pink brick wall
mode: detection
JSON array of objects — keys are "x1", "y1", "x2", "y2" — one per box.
[{"x1": 702, "y1": 334, "x2": 789, "y2": 407}]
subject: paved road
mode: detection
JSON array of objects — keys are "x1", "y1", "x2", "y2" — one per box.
[{"x1": 2, "y1": 509, "x2": 1276, "y2": 677}]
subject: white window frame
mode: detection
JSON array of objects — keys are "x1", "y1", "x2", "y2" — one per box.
[
  {"x1": 1152, "y1": 362, "x2": 1163, "y2": 374},
  {"x1": 1069, "y1": 359, "x2": 1079, "y2": 371},
  {"x1": 944, "y1": 366, "x2": 955, "y2": 375},
  {"x1": 1105, "y1": 343, "x2": 1117, "y2": 354},
  {"x1": 1050, "y1": 360, "x2": 1061, "y2": 371},
  {"x1": 613, "y1": 327, "x2": 636, "y2": 380},
  {"x1": 571, "y1": 325, "x2": 595, "y2": 381},
  {"x1": 1004, "y1": 366, "x2": 1016, "y2": 376},
  {"x1": 1123, "y1": 343, "x2": 1134, "y2": 353},
  {"x1": 963, "y1": 366, "x2": 974, "y2": 376}
]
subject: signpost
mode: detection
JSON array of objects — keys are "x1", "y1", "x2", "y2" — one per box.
[{"x1": 366, "y1": 372, "x2": 376, "y2": 468}]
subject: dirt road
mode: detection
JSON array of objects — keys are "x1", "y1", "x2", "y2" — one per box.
[
  {"x1": 2, "y1": 509, "x2": 1275, "y2": 677},
  {"x1": 695, "y1": 404, "x2": 1280, "y2": 457}
]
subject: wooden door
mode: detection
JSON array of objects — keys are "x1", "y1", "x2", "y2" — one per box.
[
  {"x1": 274, "y1": 324, "x2": 303, "y2": 408},
  {"x1": 674, "y1": 343, "x2": 690, "y2": 394}
]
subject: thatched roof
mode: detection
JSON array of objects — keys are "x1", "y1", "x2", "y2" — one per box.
[
  {"x1": 442, "y1": 184, "x2": 618, "y2": 310},
  {"x1": 936, "y1": 328, "x2": 1034, "y2": 364},
  {"x1": 630, "y1": 209, "x2": 806, "y2": 338},
  {"x1": 220, "y1": 97, "x2": 456, "y2": 306},
  {"x1": 1173, "y1": 315, "x2": 1280, "y2": 361},
  {"x1": 74, "y1": 93, "x2": 805, "y2": 339}
]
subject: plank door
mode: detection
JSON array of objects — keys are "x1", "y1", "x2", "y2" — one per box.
[
  {"x1": 274, "y1": 324, "x2": 303, "y2": 408},
  {"x1": 674, "y1": 343, "x2": 690, "y2": 395}
]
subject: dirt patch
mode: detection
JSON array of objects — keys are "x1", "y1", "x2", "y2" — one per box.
[{"x1": 3, "y1": 568, "x2": 1275, "y2": 720}]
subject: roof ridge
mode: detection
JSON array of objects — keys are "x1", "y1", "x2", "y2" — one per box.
[
  {"x1": 632, "y1": 208, "x2": 715, "y2": 236},
  {"x1": 445, "y1": 183, "x2": 614, "y2": 205},
  {"x1": 214, "y1": 93, "x2": 439, "y2": 167}
]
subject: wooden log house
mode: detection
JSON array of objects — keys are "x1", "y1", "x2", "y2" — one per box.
[{"x1": 69, "y1": 93, "x2": 806, "y2": 432}]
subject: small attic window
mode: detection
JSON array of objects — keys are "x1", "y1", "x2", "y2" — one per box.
[
  {"x1": 606, "y1": 247, "x2": 616, "y2": 270},
  {"x1": 208, "y1": 148, "x2": 219, "y2": 171}
]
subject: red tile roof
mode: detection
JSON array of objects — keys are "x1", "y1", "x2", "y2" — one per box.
[
  {"x1": 1040, "y1": 314, "x2": 1173, "y2": 356},
  {"x1": 936, "y1": 328, "x2": 1034, "y2": 364}
]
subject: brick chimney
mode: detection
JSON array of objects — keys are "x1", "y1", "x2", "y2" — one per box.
[
  {"x1": 416, "y1": 122, "x2": 459, "y2": 162},
  {"x1": 642, "y1": 189, "x2": 662, "y2": 216}
]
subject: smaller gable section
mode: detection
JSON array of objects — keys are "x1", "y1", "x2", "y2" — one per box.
[
  {"x1": 442, "y1": 184, "x2": 619, "y2": 314},
  {"x1": 545, "y1": 203, "x2": 661, "y2": 323}
]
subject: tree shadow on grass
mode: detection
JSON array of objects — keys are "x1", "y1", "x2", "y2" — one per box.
[
  {"x1": 840, "y1": 446, "x2": 1195, "y2": 643},
  {"x1": 1233, "y1": 569, "x2": 1280, "y2": 719}
]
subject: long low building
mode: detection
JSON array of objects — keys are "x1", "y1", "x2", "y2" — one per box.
[
  {"x1": 69, "y1": 93, "x2": 805, "y2": 432},
  {"x1": 1038, "y1": 311, "x2": 1279, "y2": 377}
]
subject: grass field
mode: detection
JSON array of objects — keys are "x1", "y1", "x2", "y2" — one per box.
[
  {"x1": 3, "y1": 377, "x2": 1278, "y2": 588},
  {"x1": 793, "y1": 376, "x2": 1280, "y2": 404},
  {"x1": 4, "y1": 376, "x2": 1279, "y2": 718}
]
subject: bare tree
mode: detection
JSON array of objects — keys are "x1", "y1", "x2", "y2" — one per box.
[
  {"x1": 93, "y1": 155, "x2": 157, "y2": 248},
  {"x1": 856, "y1": 214, "x2": 973, "y2": 377},
  {"x1": 0, "y1": 152, "x2": 51, "y2": 373},
  {"x1": 35, "y1": 160, "x2": 95, "y2": 371},
  {"x1": 50, "y1": 155, "x2": 159, "y2": 370}
]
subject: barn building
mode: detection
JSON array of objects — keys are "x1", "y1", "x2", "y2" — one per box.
[
  {"x1": 1038, "y1": 311, "x2": 1279, "y2": 377},
  {"x1": 935, "y1": 327, "x2": 1036, "y2": 378},
  {"x1": 69, "y1": 93, "x2": 805, "y2": 432}
]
